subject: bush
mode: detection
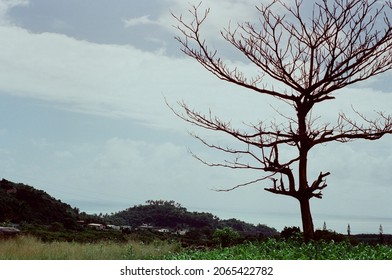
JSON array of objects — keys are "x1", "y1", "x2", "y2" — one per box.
[
  {"x1": 280, "y1": 226, "x2": 302, "y2": 241},
  {"x1": 213, "y1": 227, "x2": 240, "y2": 247},
  {"x1": 50, "y1": 222, "x2": 64, "y2": 232},
  {"x1": 314, "y1": 230, "x2": 345, "y2": 243}
]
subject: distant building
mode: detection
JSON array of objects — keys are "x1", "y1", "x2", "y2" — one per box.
[
  {"x1": 0, "y1": 226, "x2": 20, "y2": 237},
  {"x1": 107, "y1": 225, "x2": 121, "y2": 230},
  {"x1": 87, "y1": 223, "x2": 105, "y2": 230},
  {"x1": 120, "y1": 225, "x2": 132, "y2": 232},
  {"x1": 136, "y1": 224, "x2": 174, "y2": 233},
  {"x1": 157, "y1": 228, "x2": 170, "y2": 233},
  {"x1": 176, "y1": 229, "x2": 189, "y2": 235},
  {"x1": 137, "y1": 224, "x2": 154, "y2": 230}
]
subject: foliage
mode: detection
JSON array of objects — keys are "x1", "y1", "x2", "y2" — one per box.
[
  {"x1": 314, "y1": 230, "x2": 345, "y2": 243},
  {"x1": 280, "y1": 226, "x2": 302, "y2": 240},
  {"x1": 104, "y1": 200, "x2": 278, "y2": 238},
  {"x1": 213, "y1": 227, "x2": 240, "y2": 247},
  {"x1": 0, "y1": 179, "x2": 82, "y2": 227},
  {"x1": 163, "y1": 239, "x2": 392, "y2": 260},
  {"x1": 105, "y1": 201, "x2": 217, "y2": 229},
  {"x1": 281, "y1": 227, "x2": 347, "y2": 243}
]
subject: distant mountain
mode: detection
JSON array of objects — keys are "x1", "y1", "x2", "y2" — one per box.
[
  {"x1": 0, "y1": 178, "x2": 81, "y2": 228},
  {"x1": 104, "y1": 200, "x2": 278, "y2": 237}
]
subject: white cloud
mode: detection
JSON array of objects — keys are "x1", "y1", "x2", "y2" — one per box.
[
  {"x1": 0, "y1": 24, "x2": 185, "y2": 125},
  {"x1": 123, "y1": 15, "x2": 159, "y2": 28},
  {"x1": 0, "y1": 22, "x2": 282, "y2": 133},
  {"x1": 163, "y1": 0, "x2": 268, "y2": 43}
]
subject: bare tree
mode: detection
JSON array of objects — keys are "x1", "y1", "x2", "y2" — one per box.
[{"x1": 170, "y1": 0, "x2": 392, "y2": 241}]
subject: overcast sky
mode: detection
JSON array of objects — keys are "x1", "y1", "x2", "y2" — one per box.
[{"x1": 0, "y1": 0, "x2": 391, "y2": 234}]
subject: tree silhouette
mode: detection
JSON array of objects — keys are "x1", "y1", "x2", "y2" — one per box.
[{"x1": 170, "y1": 0, "x2": 392, "y2": 241}]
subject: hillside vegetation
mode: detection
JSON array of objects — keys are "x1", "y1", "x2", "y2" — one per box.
[
  {"x1": 0, "y1": 179, "x2": 277, "y2": 245},
  {"x1": 0, "y1": 179, "x2": 81, "y2": 227},
  {"x1": 104, "y1": 200, "x2": 277, "y2": 235}
]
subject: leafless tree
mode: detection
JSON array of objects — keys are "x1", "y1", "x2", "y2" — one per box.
[{"x1": 170, "y1": 0, "x2": 392, "y2": 241}]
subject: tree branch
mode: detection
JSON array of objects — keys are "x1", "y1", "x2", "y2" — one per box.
[
  {"x1": 313, "y1": 109, "x2": 392, "y2": 145},
  {"x1": 308, "y1": 172, "x2": 331, "y2": 199},
  {"x1": 170, "y1": 0, "x2": 392, "y2": 203}
]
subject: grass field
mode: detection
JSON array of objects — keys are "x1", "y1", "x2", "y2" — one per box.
[
  {"x1": 0, "y1": 235, "x2": 179, "y2": 260},
  {"x1": 164, "y1": 239, "x2": 392, "y2": 260},
  {"x1": 1, "y1": 235, "x2": 392, "y2": 260}
]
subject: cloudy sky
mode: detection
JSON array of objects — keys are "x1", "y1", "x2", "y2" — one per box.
[{"x1": 0, "y1": 0, "x2": 391, "y2": 234}]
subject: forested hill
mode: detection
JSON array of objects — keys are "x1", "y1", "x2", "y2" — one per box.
[
  {"x1": 104, "y1": 200, "x2": 278, "y2": 236},
  {"x1": 0, "y1": 178, "x2": 81, "y2": 227},
  {"x1": 0, "y1": 178, "x2": 277, "y2": 236}
]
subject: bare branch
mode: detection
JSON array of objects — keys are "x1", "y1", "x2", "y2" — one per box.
[
  {"x1": 313, "y1": 109, "x2": 392, "y2": 145},
  {"x1": 173, "y1": 3, "x2": 298, "y2": 102},
  {"x1": 170, "y1": 0, "x2": 392, "y2": 212},
  {"x1": 308, "y1": 172, "x2": 331, "y2": 199},
  {"x1": 213, "y1": 175, "x2": 276, "y2": 192}
]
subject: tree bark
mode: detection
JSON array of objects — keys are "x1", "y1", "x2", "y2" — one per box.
[
  {"x1": 298, "y1": 196, "x2": 315, "y2": 242},
  {"x1": 297, "y1": 104, "x2": 315, "y2": 242}
]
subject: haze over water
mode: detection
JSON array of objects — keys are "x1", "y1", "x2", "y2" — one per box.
[{"x1": 210, "y1": 209, "x2": 392, "y2": 235}]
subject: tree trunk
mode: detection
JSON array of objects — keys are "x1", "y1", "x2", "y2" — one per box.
[
  {"x1": 299, "y1": 196, "x2": 315, "y2": 242},
  {"x1": 297, "y1": 105, "x2": 315, "y2": 242}
]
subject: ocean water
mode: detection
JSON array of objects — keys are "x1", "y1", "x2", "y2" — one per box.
[{"x1": 212, "y1": 209, "x2": 392, "y2": 235}]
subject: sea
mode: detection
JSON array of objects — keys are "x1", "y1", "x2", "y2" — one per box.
[{"x1": 209, "y1": 209, "x2": 392, "y2": 235}]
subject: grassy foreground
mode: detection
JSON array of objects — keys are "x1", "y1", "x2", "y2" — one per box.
[
  {"x1": 163, "y1": 239, "x2": 392, "y2": 260},
  {"x1": 1, "y1": 235, "x2": 392, "y2": 260},
  {"x1": 0, "y1": 235, "x2": 179, "y2": 260}
]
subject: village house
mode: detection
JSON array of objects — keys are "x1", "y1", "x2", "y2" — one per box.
[
  {"x1": 107, "y1": 224, "x2": 121, "y2": 230},
  {"x1": 87, "y1": 223, "x2": 105, "y2": 230},
  {"x1": 175, "y1": 229, "x2": 189, "y2": 236}
]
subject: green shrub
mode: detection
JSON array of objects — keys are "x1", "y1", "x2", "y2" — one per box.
[
  {"x1": 314, "y1": 230, "x2": 345, "y2": 243},
  {"x1": 213, "y1": 227, "x2": 240, "y2": 247},
  {"x1": 280, "y1": 226, "x2": 302, "y2": 241},
  {"x1": 163, "y1": 238, "x2": 392, "y2": 260}
]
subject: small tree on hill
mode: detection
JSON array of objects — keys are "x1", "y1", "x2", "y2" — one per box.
[
  {"x1": 171, "y1": 0, "x2": 392, "y2": 242},
  {"x1": 213, "y1": 227, "x2": 240, "y2": 247}
]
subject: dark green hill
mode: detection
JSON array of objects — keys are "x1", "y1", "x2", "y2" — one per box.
[
  {"x1": 104, "y1": 200, "x2": 278, "y2": 237},
  {"x1": 0, "y1": 178, "x2": 80, "y2": 228},
  {"x1": 0, "y1": 179, "x2": 277, "y2": 238}
]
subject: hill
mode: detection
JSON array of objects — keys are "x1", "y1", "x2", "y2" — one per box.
[
  {"x1": 0, "y1": 179, "x2": 277, "y2": 237},
  {"x1": 103, "y1": 200, "x2": 278, "y2": 237},
  {"x1": 0, "y1": 178, "x2": 83, "y2": 228}
]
